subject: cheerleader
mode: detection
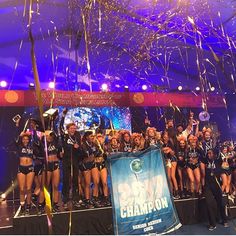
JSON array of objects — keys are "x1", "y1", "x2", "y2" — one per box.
[
  {"x1": 119, "y1": 130, "x2": 132, "y2": 152},
  {"x1": 26, "y1": 119, "x2": 44, "y2": 206},
  {"x1": 80, "y1": 131, "x2": 103, "y2": 208},
  {"x1": 95, "y1": 133, "x2": 110, "y2": 206},
  {"x1": 175, "y1": 137, "x2": 188, "y2": 198},
  {"x1": 44, "y1": 130, "x2": 63, "y2": 212},
  {"x1": 15, "y1": 131, "x2": 38, "y2": 216},
  {"x1": 186, "y1": 136, "x2": 202, "y2": 197},
  {"x1": 131, "y1": 133, "x2": 145, "y2": 152},
  {"x1": 107, "y1": 135, "x2": 120, "y2": 154},
  {"x1": 162, "y1": 132, "x2": 179, "y2": 199},
  {"x1": 219, "y1": 145, "x2": 231, "y2": 195},
  {"x1": 144, "y1": 127, "x2": 162, "y2": 148}
]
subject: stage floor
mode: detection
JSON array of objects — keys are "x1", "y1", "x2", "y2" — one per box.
[{"x1": 1, "y1": 196, "x2": 236, "y2": 235}]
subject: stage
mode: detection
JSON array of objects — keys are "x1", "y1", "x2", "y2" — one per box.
[{"x1": 0, "y1": 196, "x2": 232, "y2": 235}]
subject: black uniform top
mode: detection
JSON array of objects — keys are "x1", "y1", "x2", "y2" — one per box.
[
  {"x1": 45, "y1": 139, "x2": 62, "y2": 157},
  {"x1": 218, "y1": 151, "x2": 231, "y2": 170},
  {"x1": 162, "y1": 141, "x2": 174, "y2": 160},
  {"x1": 120, "y1": 142, "x2": 132, "y2": 152},
  {"x1": 17, "y1": 144, "x2": 34, "y2": 159},
  {"x1": 202, "y1": 140, "x2": 214, "y2": 155},
  {"x1": 106, "y1": 144, "x2": 120, "y2": 154},
  {"x1": 175, "y1": 147, "x2": 187, "y2": 163},
  {"x1": 186, "y1": 147, "x2": 203, "y2": 166},
  {"x1": 81, "y1": 141, "x2": 102, "y2": 161},
  {"x1": 201, "y1": 139, "x2": 218, "y2": 164},
  {"x1": 205, "y1": 157, "x2": 222, "y2": 183},
  {"x1": 15, "y1": 129, "x2": 40, "y2": 160},
  {"x1": 145, "y1": 138, "x2": 162, "y2": 149}
]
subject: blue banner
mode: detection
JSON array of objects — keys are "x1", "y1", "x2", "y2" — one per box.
[{"x1": 108, "y1": 147, "x2": 181, "y2": 235}]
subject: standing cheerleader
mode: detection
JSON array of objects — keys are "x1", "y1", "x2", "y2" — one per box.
[
  {"x1": 186, "y1": 136, "x2": 202, "y2": 197},
  {"x1": 107, "y1": 136, "x2": 120, "y2": 154},
  {"x1": 95, "y1": 133, "x2": 110, "y2": 206},
  {"x1": 131, "y1": 133, "x2": 145, "y2": 152},
  {"x1": 175, "y1": 137, "x2": 188, "y2": 198},
  {"x1": 119, "y1": 130, "x2": 132, "y2": 152},
  {"x1": 219, "y1": 145, "x2": 231, "y2": 195},
  {"x1": 144, "y1": 127, "x2": 162, "y2": 148},
  {"x1": 44, "y1": 130, "x2": 63, "y2": 212},
  {"x1": 80, "y1": 131, "x2": 103, "y2": 208},
  {"x1": 15, "y1": 131, "x2": 39, "y2": 215},
  {"x1": 162, "y1": 132, "x2": 180, "y2": 199}
]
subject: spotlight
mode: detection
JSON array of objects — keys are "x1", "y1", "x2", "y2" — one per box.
[
  {"x1": 210, "y1": 86, "x2": 215, "y2": 92},
  {"x1": 48, "y1": 81, "x2": 55, "y2": 89},
  {"x1": 0, "y1": 193, "x2": 6, "y2": 200},
  {"x1": 29, "y1": 83, "x2": 35, "y2": 89},
  {"x1": 101, "y1": 83, "x2": 108, "y2": 92},
  {"x1": 196, "y1": 86, "x2": 200, "y2": 91},
  {"x1": 124, "y1": 85, "x2": 129, "y2": 92},
  {"x1": 178, "y1": 86, "x2": 183, "y2": 91},
  {"x1": 0, "y1": 80, "x2": 7, "y2": 88},
  {"x1": 142, "y1": 85, "x2": 148, "y2": 91}
]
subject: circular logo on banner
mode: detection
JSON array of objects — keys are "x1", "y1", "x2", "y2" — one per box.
[
  {"x1": 130, "y1": 159, "x2": 143, "y2": 174},
  {"x1": 4, "y1": 91, "x2": 19, "y2": 103},
  {"x1": 133, "y1": 93, "x2": 144, "y2": 104}
]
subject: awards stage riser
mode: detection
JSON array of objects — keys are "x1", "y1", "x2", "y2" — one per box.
[{"x1": 11, "y1": 198, "x2": 236, "y2": 235}]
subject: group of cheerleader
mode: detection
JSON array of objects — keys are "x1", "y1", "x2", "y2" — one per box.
[{"x1": 14, "y1": 110, "x2": 236, "y2": 216}]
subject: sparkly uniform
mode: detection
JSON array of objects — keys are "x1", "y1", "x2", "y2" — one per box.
[
  {"x1": 219, "y1": 152, "x2": 231, "y2": 176},
  {"x1": 186, "y1": 148, "x2": 202, "y2": 170},
  {"x1": 176, "y1": 148, "x2": 187, "y2": 169},
  {"x1": 46, "y1": 140, "x2": 62, "y2": 172},
  {"x1": 17, "y1": 143, "x2": 35, "y2": 175},
  {"x1": 120, "y1": 142, "x2": 132, "y2": 152},
  {"x1": 145, "y1": 138, "x2": 162, "y2": 149},
  {"x1": 80, "y1": 141, "x2": 102, "y2": 171},
  {"x1": 201, "y1": 140, "x2": 214, "y2": 164}
]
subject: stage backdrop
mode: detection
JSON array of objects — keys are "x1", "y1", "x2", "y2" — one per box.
[{"x1": 108, "y1": 147, "x2": 181, "y2": 235}]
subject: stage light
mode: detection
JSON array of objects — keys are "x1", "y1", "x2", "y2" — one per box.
[
  {"x1": 0, "y1": 193, "x2": 6, "y2": 200},
  {"x1": 210, "y1": 86, "x2": 215, "y2": 91},
  {"x1": 29, "y1": 83, "x2": 35, "y2": 89},
  {"x1": 48, "y1": 81, "x2": 55, "y2": 89},
  {"x1": 178, "y1": 86, "x2": 183, "y2": 91},
  {"x1": 196, "y1": 86, "x2": 200, "y2": 91},
  {"x1": 142, "y1": 85, "x2": 148, "y2": 91},
  {"x1": 124, "y1": 85, "x2": 129, "y2": 92},
  {"x1": 0, "y1": 80, "x2": 7, "y2": 88},
  {"x1": 101, "y1": 83, "x2": 108, "y2": 92},
  {"x1": 0, "y1": 179, "x2": 17, "y2": 203}
]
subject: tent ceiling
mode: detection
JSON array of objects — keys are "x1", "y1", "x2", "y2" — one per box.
[{"x1": 0, "y1": 0, "x2": 235, "y2": 92}]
